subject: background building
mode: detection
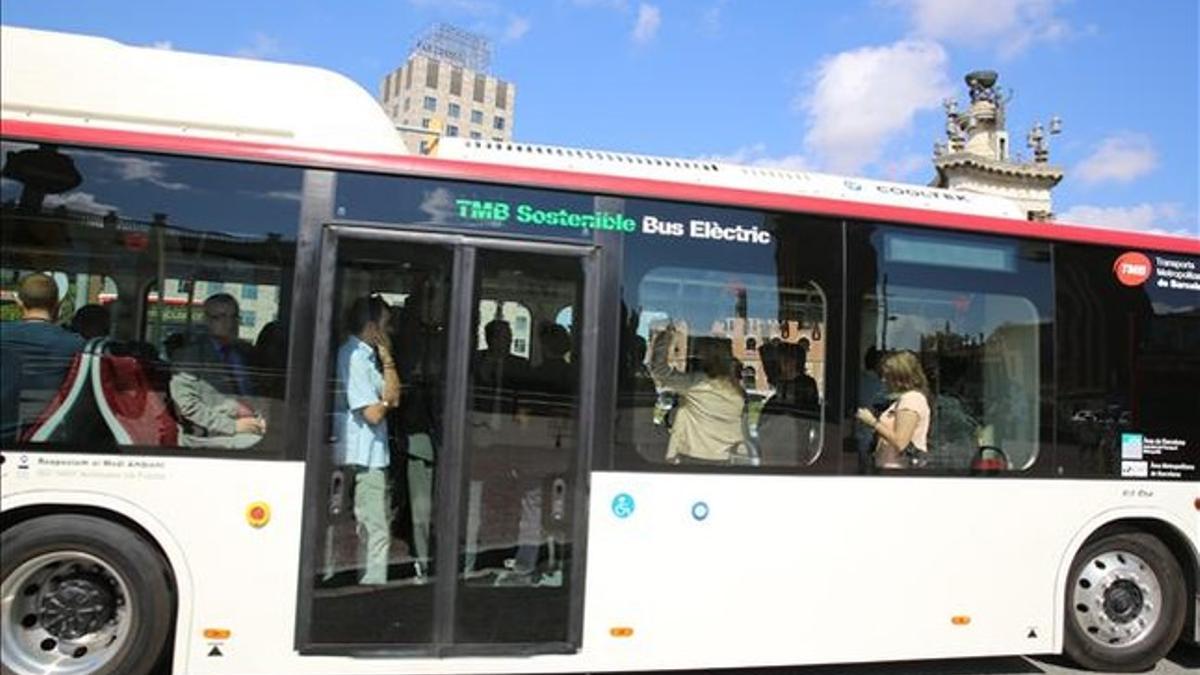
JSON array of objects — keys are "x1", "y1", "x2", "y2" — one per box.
[
  {"x1": 379, "y1": 24, "x2": 516, "y2": 155},
  {"x1": 931, "y1": 70, "x2": 1064, "y2": 221}
]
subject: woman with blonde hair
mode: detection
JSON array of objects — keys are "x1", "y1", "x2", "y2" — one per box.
[{"x1": 855, "y1": 350, "x2": 931, "y2": 469}]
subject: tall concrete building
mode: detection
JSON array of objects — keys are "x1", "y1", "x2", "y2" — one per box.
[{"x1": 379, "y1": 24, "x2": 516, "y2": 155}]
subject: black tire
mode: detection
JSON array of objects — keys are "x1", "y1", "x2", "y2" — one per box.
[
  {"x1": 1, "y1": 514, "x2": 173, "y2": 675},
  {"x1": 1063, "y1": 531, "x2": 1186, "y2": 672}
]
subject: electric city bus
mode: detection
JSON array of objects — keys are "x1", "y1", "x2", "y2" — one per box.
[{"x1": 1, "y1": 25, "x2": 1197, "y2": 675}]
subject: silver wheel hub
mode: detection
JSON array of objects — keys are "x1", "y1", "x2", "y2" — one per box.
[
  {"x1": 2, "y1": 551, "x2": 132, "y2": 675},
  {"x1": 1072, "y1": 549, "x2": 1162, "y2": 649}
]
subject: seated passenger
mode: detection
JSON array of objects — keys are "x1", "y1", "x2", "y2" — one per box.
[
  {"x1": 756, "y1": 338, "x2": 821, "y2": 466},
  {"x1": 856, "y1": 350, "x2": 931, "y2": 469},
  {"x1": 529, "y1": 323, "x2": 575, "y2": 397},
  {"x1": 649, "y1": 324, "x2": 747, "y2": 465},
  {"x1": 169, "y1": 293, "x2": 265, "y2": 448},
  {"x1": 69, "y1": 303, "x2": 111, "y2": 340},
  {"x1": 474, "y1": 318, "x2": 529, "y2": 390},
  {"x1": 473, "y1": 318, "x2": 529, "y2": 416},
  {"x1": 0, "y1": 273, "x2": 84, "y2": 444}
]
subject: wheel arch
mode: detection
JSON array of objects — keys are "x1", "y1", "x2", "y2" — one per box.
[
  {"x1": 1, "y1": 491, "x2": 195, "y2": 671},
  {"x1": 1055, "y1": 508, "x2": 1198, "y2": 651}
]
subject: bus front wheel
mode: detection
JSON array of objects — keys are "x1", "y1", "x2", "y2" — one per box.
[
  {"x1": 1064, "y1": 531, "x2": 1186, "y2": 672},
  {"x1": 1, "y1": 514, "x2": 173, "y2": 675}
]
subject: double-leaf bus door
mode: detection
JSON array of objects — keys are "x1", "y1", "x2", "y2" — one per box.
[{"x1": 298, "y1": 225, "x2": 595, "y2": 656}]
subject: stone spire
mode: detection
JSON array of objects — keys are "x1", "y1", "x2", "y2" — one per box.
[{"x1": 932, "y1": 70, "x2": 1064, "y2": 221}]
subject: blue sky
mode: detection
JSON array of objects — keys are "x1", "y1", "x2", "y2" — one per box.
[{"x1": 4, "y1": 0, "x2": 1197, "y2": 236}]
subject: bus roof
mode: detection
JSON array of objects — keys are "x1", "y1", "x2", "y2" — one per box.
[
  {"x1": 435, "y1": 138, "x2": 1028, "y2": 220},
  {"x1": 0, "y1": 25, "x2": 407, "y2": 155}
]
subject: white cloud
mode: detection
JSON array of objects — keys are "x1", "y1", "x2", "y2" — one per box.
[
  {"x1": 409, "y1": 0, "x2": 497, "y2": 14},
  {"x1": 43, "y1": 191, "x2": 120, "y2": 216},
  {"x1": 503, "y1": 16, "x2": 531, "y2": 42},
  {"x1": 799, "y1": 40, "x2": 952, "y2": 175},
  {"x1": 1073, "y1": 133, "x2": 1158, "y2": 186},
  {"x1": 699, "y1": 143, "x2": 813, "y2": 172},
  {"x1": 894, "y1": 0, "x2": 1073, "y2": 58},
  {"x1": 98, "y1": 155, "x2": 189, "y2": 191},
  {"x1": 879, "y1": 152, "x2": 931, "y2": 182},
  {"x1": 571, "y1": 0, "x2": 630, "y2": 10},
  {"x1": 700, "y1": 1, "x2": 726, "y2": 36},
  {"x1": 1057, "y1": 202, "x2": 1195, "y2": 236},
  {"x1": 632, "y1": 4, "x2": 662, "y2": 44},
  {"x1": 234, "y1": 32, "x2": 281, "y2": 60},
  {"x1": 420, "y1": 187, "x2": 458, "y2": 223},
  {"x1": 149, "y1": 40, "x2": 174, "y2": 51}
]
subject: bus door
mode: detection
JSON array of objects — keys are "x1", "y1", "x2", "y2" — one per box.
[{"x1": 298, "y1": 225, "x2": 597, "y2": 656}]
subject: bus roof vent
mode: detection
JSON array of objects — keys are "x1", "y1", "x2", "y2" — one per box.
[{"x1": 437, "y1": 137, "x2": 1025, "y2": 219}]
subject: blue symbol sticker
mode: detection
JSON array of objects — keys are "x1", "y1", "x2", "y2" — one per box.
[
  {"x1": 612, "y1": 493, "x2": 635, "y2": 519},
  {"x1": 691, "y1": 501, "x2": 709, "y2": 521}
]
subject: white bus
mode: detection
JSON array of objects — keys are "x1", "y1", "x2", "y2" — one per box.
[{"x1": 1, "y1": 25, "x2": 1197, "y2": 675}]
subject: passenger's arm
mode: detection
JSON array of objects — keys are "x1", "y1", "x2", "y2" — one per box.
[
  {"x1": 649, "y1": 328, "x2": 699, "y2": 390},
  {"x1": 169, "y1": 371, "x2": 238, "y2": 436},
  {"x1": 877, "y1": 409, "x2": 919, "y2": 451},
  {"x1": 346, "y1": 349, "x2": 396, "y2": 427}
]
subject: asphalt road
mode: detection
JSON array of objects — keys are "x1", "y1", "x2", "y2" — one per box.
[{"x1": 627, "y1": 643, "x2": 1200, "y2": 675}]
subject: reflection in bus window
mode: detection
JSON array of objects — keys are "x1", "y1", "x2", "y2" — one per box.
[
  {"x1": 853, "y1": 226, "x2": 1052, "y2": 473},
  {"x1": 614, "y1": 205, "x2": 841, "y2": 470},
  {"x1": 0, "y1": 141, "x2": 301, "y2": 453}
]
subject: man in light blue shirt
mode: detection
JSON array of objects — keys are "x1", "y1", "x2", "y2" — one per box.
[{"x1": 333, "y1": 295, "x2": 401, "y2": 585}]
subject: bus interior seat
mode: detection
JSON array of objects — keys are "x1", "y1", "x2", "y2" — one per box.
[
  {"x1": 92, "y1": 340, "x2": 179, "y2": 446},
  {"x1": 21, "y1": 339, "x2": 113, "y2": 447}
]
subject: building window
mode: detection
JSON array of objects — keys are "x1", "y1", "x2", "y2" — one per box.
[
  {"x1": 470, "y1": 131, "x2": 482, "y2": 140},
  {"x1": 392, "y1": 69, "x2": 401, "y2": 98},
  {"x1": 403, "y1": 97, "x2": 410, "y2": 112},
  {"x1": 450, "y1": 66, "x2": 463, "y2": 96},
  {"x1": 421, "y1": 118, "x2": 431, "y2": 129},
  {"x1": 405, "y1": 61, "x2": 413, "y2": 88},
  {"x1": 425, "y1": 59, "x2": 439, "y2": 88},
  {"x1": 448, "y1": 102, "x2": 460, "y2": 118},
  {"x1": 493, "y1": 116, "x2": 506, "y2": 131},
  {"x1": 446, "y1": 125, "x2": 459, "y2": 137},
  {"x1": 492, "y1": 137, "x2": 503, "y2": 142},
  {"x1": 423, "y1": 96, "x2": 437, "y2": 112},
  {"x1": 470, "y1": 110, "x2": 483, "y2": 124},
  {"x1": 240, "y1": 310, "x2": 257, "y2": 328},
  {"x1": 241, "y1": 284, "x2": 258, "y2": 300},
  {"x1": 383, "y1": 72, "x2": 393, "y2": 101},
  {"x1": 473, "y1": 74, "x2": 486, "y2": 103},
  {"x1": 496, "y1": 82, "x2": 508, "y2": 110}
]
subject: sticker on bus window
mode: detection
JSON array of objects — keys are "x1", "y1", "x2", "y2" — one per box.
[{"x1": 1113, "y1": 252, "x2": 1152, "y2": 286}]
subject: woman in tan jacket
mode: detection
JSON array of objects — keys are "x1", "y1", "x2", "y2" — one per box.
[{"x1": 650, "y1": 324, "x2": 747, "y2": 465}]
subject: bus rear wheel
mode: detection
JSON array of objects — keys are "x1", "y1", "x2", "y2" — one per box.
[
  {"x1": 1, "y1": 515, "x2": 173, "y2": 675},
  {"x1": 1063, "y1": 531, "x2": 1186, "y2": 672}
]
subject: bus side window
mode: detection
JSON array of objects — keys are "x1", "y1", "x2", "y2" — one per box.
[
  {"x1": 612, "y1": 206, "x2": 841, "y2": 472},
  {"x1": 849, "y1": 224, "x2": 1052, "y2": 474},
  {"x1": 0, "y1": 142, "x2": 302, "y2": 454}
]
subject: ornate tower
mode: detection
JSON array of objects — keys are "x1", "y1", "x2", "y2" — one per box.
[{"x1": 932, "y1": 70, "x2": 1063, "y2": 221}]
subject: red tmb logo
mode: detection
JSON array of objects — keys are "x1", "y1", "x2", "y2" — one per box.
[{"x1": 1113, "y1": 252, "x2": 1152, "y2": 287}]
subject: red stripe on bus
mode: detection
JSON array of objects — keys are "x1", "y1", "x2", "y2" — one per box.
[{"x1": 3, "y1": 118, "x2": 1197, "y2": 254}]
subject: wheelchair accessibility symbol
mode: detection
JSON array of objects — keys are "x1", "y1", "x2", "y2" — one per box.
[{"x1": 612, "y1": 493, "x2": 635, "y2": 519}]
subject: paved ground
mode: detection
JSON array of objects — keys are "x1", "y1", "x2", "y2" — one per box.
[{"x1": 637, "y1": 643, "x2": 1200, "y2": 674}]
